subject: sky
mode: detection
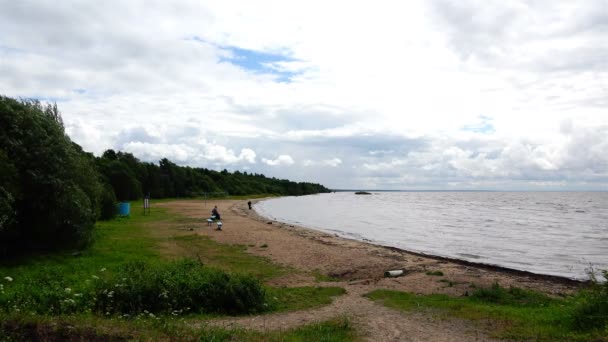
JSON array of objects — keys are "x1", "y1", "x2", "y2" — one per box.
[{"x1": 1, "y1": 0, "x2": 607, "y2": 190}]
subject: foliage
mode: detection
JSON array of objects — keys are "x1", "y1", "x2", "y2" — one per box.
[
  {"x1": 0, "y1": 96, "x2": 101, "y2": 256},
  {"x1": 0, "y1": 259, "x2": 266, "y2": 316},
  {"x1": 0, "y1": 95, "x2": 330, "y2": 257},
  {"x1": 92, "y1": 259, "x2": 266, "y2": 315},
  {"x1": 96, "y1": 152, "x2": 331, "y2": 201},
  {"x1": 98, "y1": 184, "x2": 117, "y2": 220},
  {"x1": 425, "y1": 270, "x2": 444, "y2": 276},
  {"x1": 571, "y1": 270, "x2": 608, "y2": 331}
]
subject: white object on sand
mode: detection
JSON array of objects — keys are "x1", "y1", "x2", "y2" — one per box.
[{"x1": 384, "y1": 270, "x2": 404, "y2": 277}]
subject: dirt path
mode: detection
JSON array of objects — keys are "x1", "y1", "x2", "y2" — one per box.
[
  {"x1": 204, "y1": 283, "x2": 496, "y2": 341},
  {"x1": 156, "y1": 199, "x2": 579, "y2": 341}
]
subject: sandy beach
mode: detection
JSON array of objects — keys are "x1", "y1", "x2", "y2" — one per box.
[{"x1": 158, "y1": 199, "x2": 581, "y2": 341}]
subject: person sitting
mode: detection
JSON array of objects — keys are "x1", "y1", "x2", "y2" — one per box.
[{"x1": 211, "y1": 205, "x2": 221, "y2": 220}]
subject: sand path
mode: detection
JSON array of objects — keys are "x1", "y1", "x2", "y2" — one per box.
[{"x1": 157, "y1": 199, "x2": 579, "y2": 341}]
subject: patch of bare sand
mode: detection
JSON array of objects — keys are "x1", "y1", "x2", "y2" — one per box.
[{"x1": 156, "y1": 199, "x2": 580, "y2": 341}]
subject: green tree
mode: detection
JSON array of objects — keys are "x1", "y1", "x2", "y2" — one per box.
[{"x1": 0, "y1": 97, "x2": 101, "y2": 255}]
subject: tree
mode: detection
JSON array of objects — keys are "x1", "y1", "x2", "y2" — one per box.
[{"x1": 0, "y1": 96, "x2": 101, "y2": 256}]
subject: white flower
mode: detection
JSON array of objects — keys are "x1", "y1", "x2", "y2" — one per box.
[
  {"x1": 4, "y1": 276, "x2": 13, "y2": 282},
  {"x1": 74, "y1": 293, "x2": 82, "y2": 297},
  {"x1": 92, "y1": 275, "x2": 99, "y2": 279},
  {"x1": 100, "y1": 268, "x2": 106, "y2": 272},
  {"x1": 64, "y1": 288, "x2": 71, "y2": 293}
]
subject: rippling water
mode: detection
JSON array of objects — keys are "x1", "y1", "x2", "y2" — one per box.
[{"x1": 255, "y1": 192, "x2": 608, "y2": 280}]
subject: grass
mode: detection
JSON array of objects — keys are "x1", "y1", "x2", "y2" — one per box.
[
  {"x1": 171, "y1": 234, "x2": 288, "y2": 281},
  {"x1": 267, "y1": 287, "x2": 346, "y2": 312},
  {"x1": 0, "y1": 200, "x2": 349, "y2": 340},
  {"x1": 0, "y1": 314, "x2": 357, "y2": 341},
  {"x1": 425, "y1": 270, "x2": 444, "y2": 276},
  {"x1": 312, "y1": 270, "x2": 342, "y2": 283},
  {"x1": 366, "y1": 284, "x2": 608, "y2": 341}
]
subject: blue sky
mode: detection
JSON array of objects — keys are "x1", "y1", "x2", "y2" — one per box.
[
  {"x1": 220, "y1": 46, "x2": 297, "y2": 82},
  {"x1": 1, "y1": 1, "x2": 607, "y2": 190}
]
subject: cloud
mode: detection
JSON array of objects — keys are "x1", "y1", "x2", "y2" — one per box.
[
  {"x1": 121, "y1": 141, "x2": 256, "y2": 166},
  {"x1": 1, "y1": 1, "x2": 607, "y2": 190},
  {"x1": 262, "y1": 155, "x2": 295, "y2": 166},
  {"x1": 302, "y1": 158, "x2": 342, "y2": 167}
]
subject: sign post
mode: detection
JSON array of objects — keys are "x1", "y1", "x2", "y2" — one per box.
[{"x1": 143, "y1": 194, "x2": 150, "y2": 215}]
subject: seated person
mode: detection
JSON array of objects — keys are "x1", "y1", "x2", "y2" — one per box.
[{"x1": 211, "y1": 205, "x2": 221, "y2": 220}]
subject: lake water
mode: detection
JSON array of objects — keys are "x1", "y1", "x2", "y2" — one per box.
[{"x1": 255, "y1": 192, "x2": 608, "y2": 280}]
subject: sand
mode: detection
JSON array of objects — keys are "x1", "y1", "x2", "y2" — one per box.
[{"x1": 157, "y1": 199, "x2": 580, "y2": 341}]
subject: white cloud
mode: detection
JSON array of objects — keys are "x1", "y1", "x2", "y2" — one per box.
[
  {"x1": 1, "y1": 1, "x2": 607, "y2": 189},
  {"x1": 262, "y1": 155, "x2": 295, "y2": 166},
  {"x1": 301, "y1": 158, "x2": 342, "y2": 167}
]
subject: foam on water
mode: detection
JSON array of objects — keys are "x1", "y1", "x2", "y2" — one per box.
[{"x1": 255, "y1": 192, "x2": 608, "y2": 280}]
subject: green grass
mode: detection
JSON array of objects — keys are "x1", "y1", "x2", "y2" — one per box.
[
  {"x1": 171, "y1": 234, "x2": 289, "y2": 281},
  {"x1": 267, "y1": 287, "x2": 346, "y2": 312},
  {"x1": 425, "y1": 270, "x2": 444, "y2": 276},
  {"x1": 0, "y1": 206, "x2": 165, "y2": 289},
  {"x1": 366, "y1": 285, "x2": 608, "y2": 341},
  {"x1": 0, "y1": 200, "x2": 349, "y2": 340},
  {"x1": 312, "y1": 270, "x2": 342, "y2": 283},
  {"x1": 0, "y1": 315, "x2": 357, "y2": 341}
]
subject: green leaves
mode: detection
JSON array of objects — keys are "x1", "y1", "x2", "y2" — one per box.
[{"x1": 0, "y1": 96, "x2": 100, "y2": 256}]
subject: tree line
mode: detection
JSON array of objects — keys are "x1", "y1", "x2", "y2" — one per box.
[{"x1": 0, "y1": 96, "x2": 330, "y2": 257}]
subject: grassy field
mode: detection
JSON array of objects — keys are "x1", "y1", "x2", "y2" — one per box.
[
  {"x1": 367, "y1": 284, "x2": 607, "y2": 341},
  {"x1": 0, "y1": 200, "x2": 355, "y2": 340}
]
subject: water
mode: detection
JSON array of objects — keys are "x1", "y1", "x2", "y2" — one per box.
[{"x1": 255, "y1": 192, "x2": 608, "y2": 280}]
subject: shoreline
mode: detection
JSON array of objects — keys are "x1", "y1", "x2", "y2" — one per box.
[
  {"x1": 249, "y1": 199, "x2": 583, "y2": 287},
  {"x1": 220, "y1": 198, "x2": 588, "y2": 294},
  {"x1": 250, "y1": 198, "x2": 590, "y2": 286},
  {"x1": 159, "y1": 199, "x2": 584, "y2": 340}
]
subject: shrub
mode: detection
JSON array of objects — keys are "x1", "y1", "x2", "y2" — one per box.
[
  {"x1": 93, "y1": 259, "x2": 266, "y2": 315},
  {"x1": 0, "y1": 259, "x2": 267, "y2": 316},
  {"x1": 571, "y1": 270, "x2": 608, "y2": 331},
  {"x1": 98, "y1": 185, "x2": 117, "y2": 220}
]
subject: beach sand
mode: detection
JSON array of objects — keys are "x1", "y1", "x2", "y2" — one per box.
[{"x1": 157, "y1": 199, "x2": 580, "y2": 341}]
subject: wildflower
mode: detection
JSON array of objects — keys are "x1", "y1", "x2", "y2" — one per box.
[
  {"x1": 74, "y1": 293, "x2": 82, "y2": 297},
  {"x1": 92, "y1": 275, "x2": 99, "y2": 280},
  {"x1": 64, "y1": 287, "x2": 72, "y2": 293},
  {"x1": 107, "y1": 291, "x2": 114, "y2": 298},
  {"x1": 4, "y1": 276, "x2": 13, "y2": 282},
  {"x1": 100, "y1": 267, "x2": 106, "y2": 272}
]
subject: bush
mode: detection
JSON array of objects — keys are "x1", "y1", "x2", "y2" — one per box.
[
  {"x1": 99, "y1": 185, "x2": 117, "y2": 220},
  {"x1": 93, "y1": 259, "x2": 266, "y2": 315},
  {"x1": 0, "y1": 259, "x2": 267, "y2": 316},
  {"x1": 571, "y1": 270, "x2": 608, "y2": 331}
]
